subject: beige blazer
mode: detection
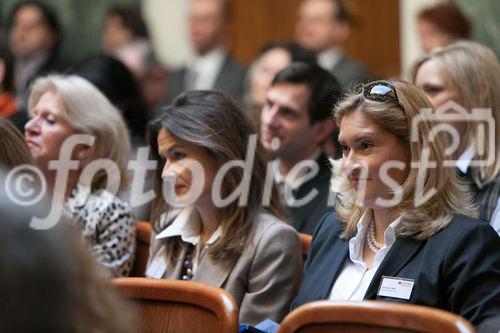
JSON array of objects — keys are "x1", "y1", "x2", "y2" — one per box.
[{"x1": 147, "y1": 211, "x2": 302, "y2": 325}]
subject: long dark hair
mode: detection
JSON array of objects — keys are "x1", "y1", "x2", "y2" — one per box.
[{"x1": 148, "y1": 90, "x2": 284, "y2": 265}]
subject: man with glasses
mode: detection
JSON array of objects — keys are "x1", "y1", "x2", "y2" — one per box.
[{"x1": 260, "y1": 62, "x2": 342, "y2": 234}]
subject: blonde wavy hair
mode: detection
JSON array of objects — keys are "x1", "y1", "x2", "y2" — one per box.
[
  {"x1": 333, "y1": 79, "x2": 475, "y2": 240},
  {"x1": 412, "y1": 41, "x2": 500, "y2": 189},
  {"x1": 28, "y1": 75, "x2": 131, "y2": 192}
]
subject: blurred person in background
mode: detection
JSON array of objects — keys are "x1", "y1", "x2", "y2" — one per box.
[
  {"x1": 77, "y1": 55, "x2": 154, "y2": 221},
  {"x1": 101, "y1": 6, "x2": 149, "y2": 56},
  {"x1": 114, "y1": 40, "x2": 167, "y2": 113},
  {"x1": 24, "y1": 75, "x2": 135, "y2": 277},
  {"x1": 0, "y1": 38, "x2": 28, "y2": 131},
  {"x1": 77, "y1": 55, "x2": 149, "y2": 149},
  {"x1": 417, "y1": 2, "x2": 471, "y2": 54},
  {"x1": 8, "y1": 1, "x2": 67, "y2": 100},
  {"x1": 413, "y1": 41, "x2": 500, "y2": 229},
  {"x1": 164, "y1": 0, "x2": 246, "y2": 104},
  {"x1": 295, "y1": 0, "x2": 370, "y2": 91},
  {"x1": 245, "y1": 42, "x2": 317, "y2": 126}
]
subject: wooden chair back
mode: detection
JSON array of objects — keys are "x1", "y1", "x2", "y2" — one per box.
[
  {"x1": 130, "y1": 221, "x2": 152, "y2": 277},
  {"x1": 277, "y1": 300, "x2": 476, "y2": 333},
  {"x1": 113, "y1": 277, "x2": 239, "y2": 333},
  {"x1": 298, "y1": 233, "x2": 312, "y2": 262}
]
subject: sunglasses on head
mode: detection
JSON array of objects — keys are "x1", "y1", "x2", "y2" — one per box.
[{"x1": 358, "y1": 80, "x2": 399, "y2": 104}]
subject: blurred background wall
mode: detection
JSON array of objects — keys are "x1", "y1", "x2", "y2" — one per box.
[{"x1": 1, "y1": 0, "x2": 499, "y2": 78}]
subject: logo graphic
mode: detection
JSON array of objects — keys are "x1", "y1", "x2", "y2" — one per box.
[{"x1": 411, "y1": 101, "x2": 495, "y2": 168}]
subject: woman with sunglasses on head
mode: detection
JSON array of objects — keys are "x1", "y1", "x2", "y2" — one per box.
[
  {"x1": 292, "y1": 80, "x2": 500, "y2": 327},
  {"x1": 413, "y1": 41, "x2": 500, "y2": 228},
  {"x1": 146, "y1": 90, "x2": 302, "y2": 325}
]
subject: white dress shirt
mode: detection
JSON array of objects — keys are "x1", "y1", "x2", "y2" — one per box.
[
  {"x1": 146, "y1": 206, "x2": 222, "y2": 279},
  {"x1": 329, "y1": 210, "x2": 402, "y2": 301},
  {"x1": 317, "y1": 48, "x2": 343, "y2": 71},
  {"x1": 456, "y1": 146, "x2": 500, "y2": 234},
  {"x1": 186, "y1": 48, "x2": 226, "y2": 90}
]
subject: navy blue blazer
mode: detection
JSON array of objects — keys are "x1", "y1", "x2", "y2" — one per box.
[{"x1": 292, "y1": 211, "x2": 500, "y2": 326}]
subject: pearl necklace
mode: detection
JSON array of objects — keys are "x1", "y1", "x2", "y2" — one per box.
[{"x1": 367, "y1": 221, "x2": 384, "y2": 253}]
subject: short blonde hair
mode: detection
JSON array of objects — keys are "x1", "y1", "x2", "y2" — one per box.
[
  {"x1": 28, "y1": 75, "x2": 131, "y2": 191},
  {"x1": 412, "y1": 41, "x2": 500, "y2": 188},
  {"x1": 333, "y1": 79, "x2": 475, "y2": 240}
]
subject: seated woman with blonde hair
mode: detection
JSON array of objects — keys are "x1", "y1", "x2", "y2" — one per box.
[
  {"x1": 146, "y1": 90, "x2": 302, "y2": 325},
  {"x1": 413, "y1": 41, "x2": 500, "y2": 228},
  {"x1": 292, "y1": 80, "x2": 500, "y2": 327},
  {"x1": 24, "y1": 75, "x2": 135, "y2": 277}
]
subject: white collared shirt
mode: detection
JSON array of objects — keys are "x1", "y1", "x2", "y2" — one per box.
[
  {"x1": 317, "y1": 48, "x2": 343, "y2": 71},
  {"x1": 329, "y1": 210, "x2": 402, "y2": 301},
  {"x1": 146, "y1": 206, "x2": 222, "y2": 279},
  {"x1": 455, "y1": 146, "x2": 500, "y2": 233},
  {"x1": 186, "y1": 48, "x2": 226, "y2": 90},
  {"x1": 456, "y1": 145, "x2": 475, "y2": 174}
]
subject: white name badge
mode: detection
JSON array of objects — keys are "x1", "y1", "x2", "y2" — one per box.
[{"x1": 377, "y1": 276, "x2": 414, "y2": 300}]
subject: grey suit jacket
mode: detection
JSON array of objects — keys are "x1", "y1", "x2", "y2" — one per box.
[
  {"x1": 331, "y1": 56, "x2": 372, "y2": 92},
  {"x1": 148, "y1": 211, "x2": 302, "y2": 325},
  {"x1": 163, "y1": 55, "x2": 247, "y2": 105}
]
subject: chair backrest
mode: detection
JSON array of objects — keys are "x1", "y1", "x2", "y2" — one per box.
[
  {"x1": 298, "y1": 233, "x2": 312, "y2": 262},
  {"x1": 277, "y1": 300, "x2": 476, "y2": 333},
  {"x1": 113, "y1": 277, "x2": 239, "y2": 333},
  {"x1": 130, "y1": 221, "x2": 152, "y2": 277}
]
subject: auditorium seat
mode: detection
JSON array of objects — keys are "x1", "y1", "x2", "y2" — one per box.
[
  {"x1": 130, "y1": 221, "x2": 152, "y2": 277},
  {"x1": 113, "y1": 277, "x2": 239, "y2": 333},
  {"x1": 299, "y1": 233, "x2": 312, "y2": 262},
  {"x1": 277, "y1": 300, "x2": 475, "y2": 333}
]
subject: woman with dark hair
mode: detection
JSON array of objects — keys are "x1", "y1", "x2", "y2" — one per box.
[
  {"x1": 8, "y1": 0, "x2": 66, "y2": 97},
  {"x1": 146, "y1": 90, "x2": 302, "y2": 325},
  {"x1": 77, "y1": 54, "x2": 149, "y2": 148},
  {"x1": 101, "y1": 6, "x2": 149, "y2": 55}
]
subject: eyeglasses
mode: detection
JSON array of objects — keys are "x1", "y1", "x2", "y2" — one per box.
[{"x1": 359, "y1": 80, "x2": 399, "y2": 104}]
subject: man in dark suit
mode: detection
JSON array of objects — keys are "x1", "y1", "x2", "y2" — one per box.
[
  {"x1": 260, "y1": 62, "x2": 342, "y2": 234},
  {"x1": 295, "y1": 0, "x2": 371, "y2": 91},
  {"x1": 163, "y1": 0, "x2": 246, "y2": 104}
]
